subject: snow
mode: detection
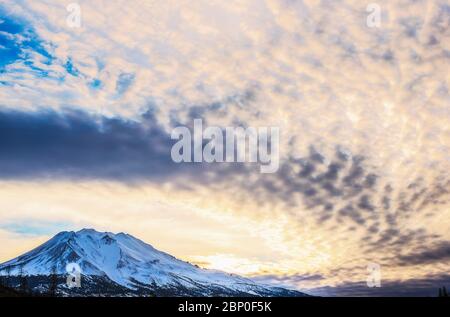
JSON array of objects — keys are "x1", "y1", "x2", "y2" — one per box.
[{"x1": 0, "y1": 229, "x2": 271, "y2": 294}]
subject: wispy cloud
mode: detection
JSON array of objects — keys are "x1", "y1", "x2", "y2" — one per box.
[{"x1": 0, "y1": 220, "x2": 73, "y2": 237}]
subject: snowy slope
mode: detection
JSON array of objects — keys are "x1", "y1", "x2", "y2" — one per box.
[{"x1": 0, "y1": 229, "x2": 307, "y2": 296}]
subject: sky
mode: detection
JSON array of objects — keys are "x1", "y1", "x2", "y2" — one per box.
[{"x1": 0, "y1": 0, "x2": 449, "y2": 296}]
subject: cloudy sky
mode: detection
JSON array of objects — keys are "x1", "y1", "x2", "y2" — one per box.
[{"x1": 0, "y1": 0, "x2": 449, "y2": 296}]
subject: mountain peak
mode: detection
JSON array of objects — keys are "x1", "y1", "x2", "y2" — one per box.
[
  {"x1": 77, "y1": 228, "x2": 98, "y2": 234},
  {"x1": 76, "y1": 228, "x2": 114, "y2": 236}
]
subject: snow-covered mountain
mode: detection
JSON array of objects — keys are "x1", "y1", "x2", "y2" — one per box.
[{"x1": 0, "y1": 229, "x2": 307, "y2": 297}]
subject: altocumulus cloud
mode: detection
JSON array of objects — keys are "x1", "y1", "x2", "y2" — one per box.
[{"x1": 0, "y1": 0, "x2": 449, "y2": 296}]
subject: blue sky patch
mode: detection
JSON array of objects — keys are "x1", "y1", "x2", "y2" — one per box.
[
  {"x1": 65, "y1": 58, "x2": 80, "y2": 77},
  {"x1": 0, "y1": 7, "x2": 53, "y2": 72},
  {"x1": 0, "y1": 220, "x2": 74, "y2": 237}
]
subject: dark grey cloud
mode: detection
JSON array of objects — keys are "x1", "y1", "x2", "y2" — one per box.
[
  {"x1": 0, "y1": 108, "x2": 203, "y2": 181},
  {"x1": 251, "y1": 273, "x2": 325, "y2": 292},
  {"x1": 362, "y1": 177, "x2": 450, "y2": 255},
  {"x1": 254, "y1": 273, "x2": 325, "y2": 284},
  {"x1": 225, "y1": 143, "x2": 449, "y2": 277},
  {"x1": 255, "y1": 269, "x2": 450, "y2": 297},
  {"x1": 307, "y1": 274, "x2": 450, "y2": 297},
  {"x1": 236, "y1": 147, "x2": 382, "y2": 227},
  {"x1": 222, "y1": 143, "x2": 447, "y2": 259},
  {"x1": 395, "y1": 241, "x2": 450, "y2": 266}
]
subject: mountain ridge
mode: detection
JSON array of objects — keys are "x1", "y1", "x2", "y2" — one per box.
[{"x1": 0, "y1": 228, "x2": 309, "y2": 297}]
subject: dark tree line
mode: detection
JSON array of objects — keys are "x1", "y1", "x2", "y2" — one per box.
[
  {"x1": 48, "y1": 264, "x2": 58, "y2": 297},
  {"x1": 0, "y1": 263, "x2": 60, "y2": 297},
  {"x1": 0, "y1": 264, "x2": 28, "y2": 297}
]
